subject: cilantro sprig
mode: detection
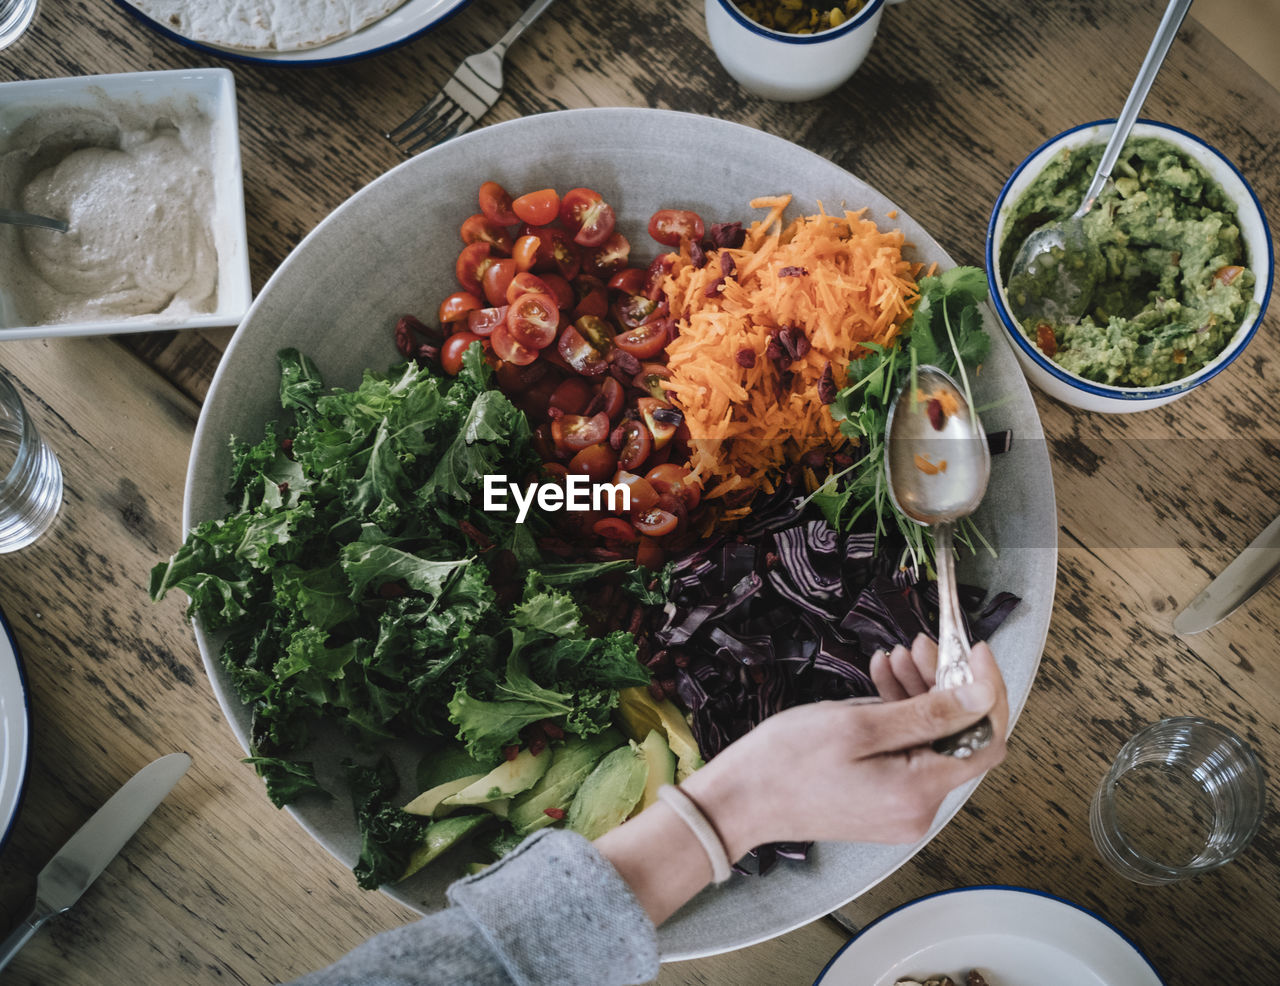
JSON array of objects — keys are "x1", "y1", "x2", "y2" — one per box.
[{"x1": 810, "y1": 266, "x2": 994, "y2": 574}]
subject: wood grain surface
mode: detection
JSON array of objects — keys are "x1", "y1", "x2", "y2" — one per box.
[{"x1": 2, "y1": 0, "x2": 1279, "y2": 983}]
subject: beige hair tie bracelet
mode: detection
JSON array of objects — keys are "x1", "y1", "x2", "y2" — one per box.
[{"x1": 656, "y1": 785, "x2": 733, "y2": 884}]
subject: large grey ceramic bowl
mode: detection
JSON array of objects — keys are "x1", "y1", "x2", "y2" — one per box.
[{"x1": 184, "y1": 108, "x2": 1058, "y2": 960}]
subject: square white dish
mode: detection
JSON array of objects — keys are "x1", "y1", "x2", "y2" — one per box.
[{"x1": 0, "y1": 68, "x2": 251, "y2": 339}]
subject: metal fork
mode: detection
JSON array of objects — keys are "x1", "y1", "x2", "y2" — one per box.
[{"x1": 387, "y1": 0, "x2": 557, "y2": 154}]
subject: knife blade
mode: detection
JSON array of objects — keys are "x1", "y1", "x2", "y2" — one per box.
[
  {"x1": 1173, "y1": 513, "x2": 1280, "y2": 635},
  {"x1": 0, "y1": 752, "x2": 191, "y2": 972}
]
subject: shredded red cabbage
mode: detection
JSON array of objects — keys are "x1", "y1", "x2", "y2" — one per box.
[{"x1": 640, "y1": 485, "x2": 1020, "y2": 873}]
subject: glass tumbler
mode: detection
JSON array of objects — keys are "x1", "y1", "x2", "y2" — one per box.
[
  {"x1": 0, "y1": 371, "x2": 63, "y2": 552},
  {"x1": 1090, "y1": 717, "x2": 1266, "y2": 885}
]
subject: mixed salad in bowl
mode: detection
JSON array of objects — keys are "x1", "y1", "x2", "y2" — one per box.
[{"x1": 152, "y1": 176, "x2": 1024, "y2": 890}]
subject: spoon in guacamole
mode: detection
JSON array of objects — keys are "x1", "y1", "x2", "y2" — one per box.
[
  {"x1": 0, "y1": 208, "x2": 68, "y2": 233},
  {"x1": 1007, "y1": 0, "x2": 1192, "y2": 327},
  {"x1": 884, "y1": 365, "x2": 992, "y2": 759}
]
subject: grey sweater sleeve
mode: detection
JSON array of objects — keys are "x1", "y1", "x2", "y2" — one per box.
[{"x1": 286, "y1": 828, "x2": 661, "y2": 986}]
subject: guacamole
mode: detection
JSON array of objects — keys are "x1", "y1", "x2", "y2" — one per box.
[{"x1": 1001, "y1": 137, "x2": 1256, "y2": 387}]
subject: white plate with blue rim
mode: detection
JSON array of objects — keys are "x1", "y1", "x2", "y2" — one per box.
[
  {"x1": 814, "y1": 885, "x2": 1165, "y2": 985},
  {"x1": 112, "y1": 0, "x2": 471, "y2": 65},
  {"x1": 0, "y1": 605, "x2": 30, "y2": 850}
]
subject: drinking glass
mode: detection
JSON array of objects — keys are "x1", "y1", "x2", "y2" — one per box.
[
  {"x1": 0, "y1": 370, "x2": 63, "y2": 552},
  {"x1": 1090, "y1": 717, "x2": 1266, "y2": 884},
  {"x1": 0, "y1": 0, "x2": 38, "y2": 50}
]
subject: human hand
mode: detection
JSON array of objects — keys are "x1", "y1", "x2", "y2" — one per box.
[{"x1": 678, "y1": 634, "x2": 1008, "y2": 860}]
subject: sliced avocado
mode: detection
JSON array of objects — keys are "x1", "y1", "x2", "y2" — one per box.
[
  {"x1": 466, "y1": 861, "x2": 490, "y2": 876},
  {"x1": 630, "y1": 729, "x2": 676, "y2": 818},
  {"x1": 616, "y1": 686, "x2": 665, "y2": 739},
  {"x1": 480, "y1": 798, "x2": 510, "y2": 819},
  {"x1": 508, "y1": 729, "x2": 626, "y2": 836},
  {"x1": 400, "y1": 813, "x2": 489, "y2": 881},
  {"x1": 566, "y1": 741, "x2": 649, "y2": 840},
  {"x1": 403, "y1": 772, "x2": 487, "y2": 817},
  {"x1": 443, "y1": 748, "x2": 552, "y2": 807},
  {"x1": 416, "y1": 745, "x2": 498, "y2": 791},
  {"x1": 616, "y1": 686, "x2": 705, "y2": 781}
]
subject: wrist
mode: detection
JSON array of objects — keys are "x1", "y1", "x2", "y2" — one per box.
[{"x1": 677, "y1": 757, "x2": 763, "y2": 862}]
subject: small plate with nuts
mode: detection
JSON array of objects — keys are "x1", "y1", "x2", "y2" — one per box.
[{"x1": 814, "y1": 886, "x2": 1165, "y2": 986}]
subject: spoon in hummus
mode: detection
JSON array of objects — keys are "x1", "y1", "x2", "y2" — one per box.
[
  {"x1": 1006, "y1": 0, "x2": 1193, "y2": 326},
  {"x1": 885, "y1": 365, "x2": 993, "y2": 758},
  {"x1": 0, "y1": 208, "x2": 68, "y2": 233}
]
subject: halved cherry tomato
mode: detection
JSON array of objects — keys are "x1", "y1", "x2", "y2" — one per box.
[
  {"x1": 560, "y1": 187, "x2": 617, "y2": 248},
  {"x1": 584, "y1": 231, "x2": 630, "y2": 277},
  {"x1": 617, "y1": 418, "x2": 653, "y2": 471},
  {"x1": 491, "y1": 323, "x2": 539, "y2": 365},
  {"x1": 635, "y1": 535, "x2": 665, "y2": 570},
  {"x1": 456, "y1": 241, "x2": 494, "y2": 294},
  {"x1": 614, "y1": 320, "x2": 667, "y2": 360},
  {"x1": 539, "y1": 272, "x2": 576, "y2": 311},
  {"x1": 549, "y1": 377, "x2": 593, "y2": 415},
  {"x1": 648, "y1": 209, "x2": 705, "y2": 247},
  {"x1": 512, "y1": 234, "x2": 541, "y2": 272},
  {"x1": 526, "y1": 226, "x2": 582, "y2": 281},
  {"x1": 479, "y1": 181, "x2": 519, "y2": 225},
  {"x1": 608, "y1": 267, "x2": 648, "y2": 296},
  {"x1": 644, "y1": 254, "x2": 677, "y2": 300},
  {"x1": 468, "y1": 305, "x2": 509, "y2": 337},
  {"x1": 646, "y1": 463, "x2": 701, "y2": 509},
  {"x1": 638, "y1": 397, "x2": 680, "y2": 449},
  {"x1": 569, "y1": 443, "x2": 618, "y2": 483},
  {"x1": 633, "y1": 507, "x2": 678, "y2": 537},
  {"x1": 592, "y1": 517, "x2": 638, "y2": 542},
  {"x1": 552, "y1": 412, "x2": 611, "y2": 454},
  {"x1": 612, "y1": 470, "x2": 660, "y2": 513},
  {"x1": 558, "y1": 322, "x2": 610, "y2": 377},
  {"x1": 613, "y1": 293, "x2": 659, "y2": 330},
  {"x1": 542, "y1": 462, "x2": 569, "y2": 482},
  {"x1": 574, "y1": 314, "x2": 615, "y2": 354},
  {"x1": 506, "y1": 271, "x2": 555, "y2": 306},
  {"x1": 461, "y1": 213, "x2": 514, "y2": 253},
  {"x1": 572, "y1": 275, "x2": 609, "y2": 319},
  {"x1": 512, "y1": 188, "x2": 561, "y2": 226},
  {"x1": 633, "y1": 362, "x2": 671, "y2": 401},
  {"x1": 438, "y1": 290, "x2": 483, "y2": 325},
  {"x1": 482, "y1": 258, "x2": 518, "y2": 307},
  {"x1": 441, "y1": 332, "x2": 481, "y2": 375},
  {"x1": 506, "y1": 293, "x2": 560, "y2": 350},
  {"x1": 596, "y1": 377, "x2": 625, "y2": 420}
]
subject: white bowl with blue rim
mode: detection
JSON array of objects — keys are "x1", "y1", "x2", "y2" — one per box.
[
  {"x1": 985, "y1": 119, "x2": 1272, "y2": 414},
  {"x1": 704, "y1": 0, "x2": 906, "y2": 102}
]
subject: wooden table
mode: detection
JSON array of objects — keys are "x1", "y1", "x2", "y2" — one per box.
[{"x1": 2, "y1": 1, "x2": 1278, "y2": 982}]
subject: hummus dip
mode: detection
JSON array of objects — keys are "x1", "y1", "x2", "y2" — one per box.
[
  {"x1": 1001, "y1": 137, "x2": 1256, "y2": 387},
  {"x1": 0, "y1": 102, "x2": 219, "y2": 326}
]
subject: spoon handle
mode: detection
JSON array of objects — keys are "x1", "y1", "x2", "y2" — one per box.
[
  {"x1": 931, "y1": 521, "x2": 993, "y2": 758},
  {"x1": 1081, "y1": 0, "x2": 1194, "y2": 211}
]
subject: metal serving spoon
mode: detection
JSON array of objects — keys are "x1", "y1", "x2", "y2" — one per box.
[
  {"x1": 0, "y1": 208, "x2": 68, "y2": 232},
  {"x1": 1006, "y1": 0, "x2": 1193, "y2": 326},
  {"x1": 884, "y1": 365, "x2": 992, "y2": 758}
]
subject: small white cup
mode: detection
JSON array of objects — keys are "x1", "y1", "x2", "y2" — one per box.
[{"x1": 704, "y1": 0, "x2": 906, "y2": 102}]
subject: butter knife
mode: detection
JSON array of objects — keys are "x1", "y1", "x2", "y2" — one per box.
[
  {"x1": 0, "y1": 752, "x2": 191, "y2": 972},
  {"x1": 1173, "y1": 513, "x2": 1280, "y2": 634}
]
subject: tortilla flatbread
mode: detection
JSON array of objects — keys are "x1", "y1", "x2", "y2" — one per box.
[{"x1": 130, "y1": 0, "x2": 410, "y2": 52}]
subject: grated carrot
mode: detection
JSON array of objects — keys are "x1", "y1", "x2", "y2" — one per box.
[{"x1": 659, "y1": 196, "x2": 922, "y2": 502}]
